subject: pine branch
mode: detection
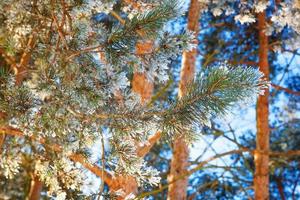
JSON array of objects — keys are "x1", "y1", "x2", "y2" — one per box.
[
  {"x1": 128, "y1": 0, "x2": 180, "y2": 38},
  {"x1": 162, "y1": 65, "x2": 268, "y2": 140},
  {"x1": 0, "y1": 126, "x2": 114, "y2": 187},
  {"x1": 104, "y1": 0, "x2": 181, "y2": 62},
  {"x1": 0, "y1": 47, "x2": 16, "y2": 66},
  {"x1": 63, "y1": 65, "x2": 267, "y2": 142}
]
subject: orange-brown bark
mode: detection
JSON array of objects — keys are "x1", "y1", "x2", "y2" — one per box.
[
  {"x1": 132, "y1": 73, "x2": 154, "y2": 104},
  {"x1": 254, "y1": 11, "x2": 270, "y2": 200},
  {"x1": 167, "y1": 0, "x2": 201, "y2": 199},
  {"x1": 0, "y1": 33, "x2": 35, "y2": 86},
  {"x1": 132, "y1": 40, "x2": 154, "y2": 104},
  {"x1": 14, "y1": 34, "x2": 36, "y2": 85},
  {"x1": 137, "y1": 131, "x2": 161, "y2": 157},
  {"x1": 0, "y1": 111, "x2": 7, "y2": 152},
  {"x1": 109, "y1": 176, "x2": 138, "y2": 198},
  {"x1": 27, "y1": 174, "x2": 43, "y2": 200},
  {"x1": 271, "y1": 83, "x2": 300, "y2": 96}
]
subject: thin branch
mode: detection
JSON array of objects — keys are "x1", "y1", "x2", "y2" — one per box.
[
  {"x1": 276, "y1": 52, "x2": 296, "y2": 87},
  {"x1": 110, "y1": 10, "x2": 126, "y2": 25},
  {"x1": 200, "y1": 136, "x2": 253, "y2": 199},
  {"x1": 15, "y1": 32, "x2": 37, "y2": 85},
  {"x1": 275, "y1": 176, "x2": 286, "y2": 200},
  {"x1": 136, "y1": 149, "x2": 250, "y2": 199},
  {"x1": 136, "y1": 148, "x2": 300, "y2": 199},
  {"x1": 98, "y1": 130, "x2": 106, "y2": 197},
  {"x1": 271, "y1": 83, "x2": 300, "y2": 96},
  {"x1": 66, "y1": 45, "x2": 104, "y2": 60},
  {"x1": 0, "y1": 134, "x2": 5, "y2": 154},
  {"x1": 0, "y1": 47, "x2": 16, "y2": 66},
  {"x1": 292, "y1": 171, "x2": 300, "y2": 200},
  {"x1": 137, "y1": 131, "x2": 161, "y2": 157}
]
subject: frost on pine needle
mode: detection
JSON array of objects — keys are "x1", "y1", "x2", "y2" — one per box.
[
  {"x1": 35, "y1": 159, "x2": 84, "y2": 199},
  {"x1": 0, "y1": 155, "x2": 21, "y2": 179},
  {"x1": 0, "y1": 0, "x2": 271, "y2": 198},
  {"x1": 270, "y1": 1, "x2": 300, "y2": 35},
  {"x1": 234, "y1": 13, "x2": 256, "y2": 25}
]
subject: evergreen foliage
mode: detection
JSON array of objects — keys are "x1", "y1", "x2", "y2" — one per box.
[{"x1": 0, "y1": 0, "x2": 280, "y2": 199}]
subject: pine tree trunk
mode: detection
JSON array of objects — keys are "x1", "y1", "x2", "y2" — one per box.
[
  {"x1": 27, "y1": 175, "x2": 43, "y2": 200},
  {"x1": 167, "y1": 1, "x2": 201, "y2": 199},
  {"x1": 254, "y1": 11, "x2": 270, "y2": 200}
]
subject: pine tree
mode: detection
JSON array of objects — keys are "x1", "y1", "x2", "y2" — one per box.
[
  {"x1": 0, "y1": 0, "x2": 269, "y2": 199},
  {"x1": 255, "y1": 10, "x2": 270, "y2": 200}
]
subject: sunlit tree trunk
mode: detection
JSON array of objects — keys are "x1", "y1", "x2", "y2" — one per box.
[
  {"x1": 27, "y1": 173, "x2": 42, "y2": 200},
  {"x1": 167, "y1": 0, "x2": 201, "y2": 199},
  {"x1": 254, "y1": 11, "x2": 270, "y2": 200}
]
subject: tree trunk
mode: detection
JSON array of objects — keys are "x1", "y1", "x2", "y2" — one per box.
[
  {"x1": 27, "y1": 175, "x2": 43, "y2": 200},
  {"x1": 167, "y1": 1, "x2": 201, "y2": 199},
  {"x1": 254, "y1": 11, "x2": 270, "y2": 200}
]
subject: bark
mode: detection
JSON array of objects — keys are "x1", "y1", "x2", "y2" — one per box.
[
  {"x1": 27, "y1": 174, "x2": 43, "y2": 200},
  {"x1": 167, "y1": 0, "x2": 201, "y2": 200},
  {"x1": 132, "y1": 73, "x2": 154, "y2": 103},
  {"x1": 132, "y1": 40, "x2": 154, "y2": 103},
  {"x1": 254, "y1": 11, "x2": 270, "y2": 200},
  {"x1": 137, "y1": 131, "x2": 161, "y2": 157},
  {"x1": 109, "y1": 176, "x2": 139, "y2": 198},
  {"x1": 0, "y1": 111, "x2": 7, "y2": 153},
  {"x1": 14, "y1": 33, "x2": 36, "y2": 85},
  {"x1": 271, "y1": 83, "x2": 300, "y2": 96}
]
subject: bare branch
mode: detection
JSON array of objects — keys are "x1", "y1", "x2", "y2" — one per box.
[
  {"x1": 137, "y1": 131, "x2": 161, "y2": 157},
  {"x1": 271, "y1": 83, "x2": 300, "y2": 96},
  {"x1": 137, "y1": 148, "x2": 300, "y2": 198}
]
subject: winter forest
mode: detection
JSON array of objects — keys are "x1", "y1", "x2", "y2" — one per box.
[{"x1": 0, "y1": 0, "x2": 300, "y2": 199}]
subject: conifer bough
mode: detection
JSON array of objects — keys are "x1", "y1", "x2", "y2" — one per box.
[{"x1": 0, "y1": 0, "x2": 268, "y2": 199}]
